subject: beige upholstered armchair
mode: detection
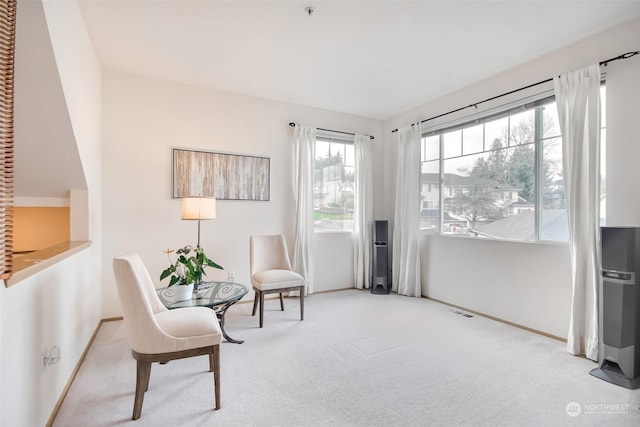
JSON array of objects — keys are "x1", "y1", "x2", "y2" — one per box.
[
  {"x1": 112, "y1": 253, "x2": 222, "y2": 420},
  {"x1": 249, "y1": 235, "x2": 305, "y2": 328}
]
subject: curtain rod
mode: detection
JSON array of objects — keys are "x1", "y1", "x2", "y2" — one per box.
[
  {"x1": 289, "y1": 122, "x2": 374, "y2": 140},
  {"x1": 391, "y1": 50, "x2": 639, "y2": 133}
]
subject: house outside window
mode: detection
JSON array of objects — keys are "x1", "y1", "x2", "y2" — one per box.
[
  {"x1": 420, "y1": 87, "x2": 606, "y2": 242},
  {"x1": 314, "y1": 137, "x2": 354, "y2": 231}
]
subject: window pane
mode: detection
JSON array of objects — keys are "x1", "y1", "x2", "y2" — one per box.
[
  {"x1": 485, "y1": 116, "x2": 508, "y2": 149},
  {"x1": 540, "y1": 102, "x2": 561, "y2": 140},
  {"x1": 443, "y1": 129, "x2": 462, "y2": 159},
  {"x1": 462, "y1": 124, "x2": 483, "y2": 155},
  {"x1": 443, "y1": 152, "x2": 487, "y2": 236},
  {"x1": 314, "y1": 141, "x2": 354, "y2": 231},
  {"x1": 330, "y1": 143, "x2": 345, "y2": 164},
  {"x1": 423, "y1": 135, "x2": 439, "y2": 161},
  {"x1": 444, "y1": 144, "x2": 535, "y2": 241},
  {"x1": 509, "y1": 110, "x2": 535, "y2": 146},
  {"x1": 344, "y1": 145, "x2": 354, "y2": 166},
  {"x1": 316, "y1": 140, "x2": 330, "y2": 160},
  {"x1": 420, "y1": 160, "x2": 440, "y2": 233},
  {"x1": 541, "y1": 137, "x2": 568, "y2": 241}
]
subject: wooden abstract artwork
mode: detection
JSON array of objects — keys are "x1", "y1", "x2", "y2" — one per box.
[{"x1": 172, "y1": 148, "x2": 270, "y2": 201}]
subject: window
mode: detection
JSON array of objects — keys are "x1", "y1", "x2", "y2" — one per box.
[
  {"x1": 422, "y1": 200, "x2": 434, "y2": 209},
  {"x1": 314, "y1": 137, "x2": 354, "y2": 231},
  {"x1": 420, "y1": 87, "x2": 607, "y2": 242}
]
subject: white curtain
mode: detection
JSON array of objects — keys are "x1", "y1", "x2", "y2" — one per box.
[
  {"x1": 292, "y1": 125, "x2": 316, "y2": 295},
  {"x1": 392, "y1": 124, "x2": 421, "y2": 297},
  {"x1": 554, "y1": 64, "x2": 601, "y2": 361},
  {"x1": 353, "y1": 134, "x2": 373, "y2": 289}
]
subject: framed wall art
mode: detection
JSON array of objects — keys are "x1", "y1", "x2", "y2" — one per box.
[{"x1": 172, "y1": 148, "x2": 270, "y2": 201}]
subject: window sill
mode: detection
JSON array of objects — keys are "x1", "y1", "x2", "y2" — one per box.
[
  {"x1": 4, "y1": 241, "x2": 92, "y2": 288},
  {"x1": 425, "y1": 232, "x2": 569, "y2": 247}
]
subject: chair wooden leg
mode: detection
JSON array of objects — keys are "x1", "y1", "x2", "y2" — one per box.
[
  {"x1": 252, "y1": 292, "x2": 259, "y2": 316},
  {"x1": 212, "y1": 345, "x2": 220, "y2": 410},
  {"x1": 279, "y1": 292, "x2": 284, "y2": 311},
  {"x1": 133, "y1": 360, "x2": 151, "y2": 420},
  {"x1": 300, "y1": 287, "x2": 304, "y2": 321},
  {"x1": 259, "y1": 292, "x2": 265, "y2": 328},
  {"x1": 143, "y1": 362, "x2": 151, "y2": 391}
]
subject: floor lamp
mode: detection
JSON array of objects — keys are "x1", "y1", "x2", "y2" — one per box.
[{"x1": 181, "y1": 197, "x2": 217, "y2": 249}]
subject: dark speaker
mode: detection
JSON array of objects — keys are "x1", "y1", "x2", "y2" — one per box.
[
  {"x1": 590, "y1": 227, "x2": 640, "y2": 389},
  {"x1": 375, "y1": 220, "x2": 388, "y2": 244},
  {"x1": 603, "y1": 280, "x2": 637, "y2": 349},
  {"x1": 372, "y1": 220, "x2": 390, "y2": 295}
]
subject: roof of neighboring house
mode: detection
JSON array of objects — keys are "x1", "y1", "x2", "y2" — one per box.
[
  {"x1": 420, "y1": 209, "x2": 457, "y2": 221},
  {"x1": 422, "y1": 173, "x2": 469, "y2": 185},
  {"x1": 506, "y1": 196, "x2": 534, "y2": 208},
  {"x1": 472, "y1": 209, "x2": 569, "y2": 241}
]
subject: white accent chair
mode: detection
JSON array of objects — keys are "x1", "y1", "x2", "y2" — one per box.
[
  {"x1": 112, "y1": 253, "x2": 222, "y2": 420},
  {"x1": 249, "y1": 235, "x2": 305, "y2": 328}
]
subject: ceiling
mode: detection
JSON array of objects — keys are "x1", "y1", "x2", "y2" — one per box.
[{"x1": 77, "y1": 0, "x2": 640, "y2": 120}]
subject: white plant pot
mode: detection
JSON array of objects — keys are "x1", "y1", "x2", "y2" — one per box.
[{"x1": 171, "y1": 283, "x2": 194, "y2": 302}]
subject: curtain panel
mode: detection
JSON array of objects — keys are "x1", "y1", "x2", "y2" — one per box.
[
  {"x1": 292, "y1": 125, "x2": 316, "y2": 295},
  {"x1": 392, "y1": 124, "x2": 421, "y2": 297},
  {"x1": 353, "y1": 134, "x2": 373, "y2": 289},
  {"x1": 554, "y1": 64, "x2": 601, "y2": 361}
]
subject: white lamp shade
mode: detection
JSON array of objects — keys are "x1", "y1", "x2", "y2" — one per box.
[{"x1": 181, "y1": 197, "x2": 216, "y2": 220}]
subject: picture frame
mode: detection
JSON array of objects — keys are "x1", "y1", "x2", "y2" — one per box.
[{"x1": 172, "y1": 148, "x2": 270, "y2": 201}]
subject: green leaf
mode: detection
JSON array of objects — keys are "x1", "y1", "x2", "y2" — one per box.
[
  {"x1": 206, "y1": 259, "x2": 223, "y2": 270},
  {"x1": 160, "y1": 264, "x2": 177, "y2": 280}
]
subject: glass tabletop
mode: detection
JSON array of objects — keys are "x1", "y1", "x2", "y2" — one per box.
[{"x1": 157, "y1": 281, "x2": 249, "y2": 309}]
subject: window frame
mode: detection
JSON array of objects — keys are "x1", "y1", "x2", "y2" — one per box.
[{"x1": 420, "y1": 86, "x2": 606, "y2": 244}]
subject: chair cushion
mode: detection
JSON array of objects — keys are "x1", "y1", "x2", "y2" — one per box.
[
  {"x1": 154, "y1": 307, "x2": 221, "y2": 351},
  {"x1": 252, "y1": 269, "x2": 304, "y2": 291}
]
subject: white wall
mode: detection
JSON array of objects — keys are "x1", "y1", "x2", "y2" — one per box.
[
  {"x1": 0, "y1": 1, "x2": 102, "y2": 426},
  {"x1": 315, "y1": 232, "x2": 355, "y2": 292},
  {"x1": 422, "y1": 235, "x2": 572, "y2": 338},
  {"x1": 606, "y1": 54, "x2": 640, "y2": 225},
  {"x1": 101, "y1": 71, "x2": 383, "y2": 317},
  {"x1": 383, "y1": 18, "x2": 640, "y2": 339},
  {"x1": 13, "y1": 0, "x2": 86, "y2": 200}
]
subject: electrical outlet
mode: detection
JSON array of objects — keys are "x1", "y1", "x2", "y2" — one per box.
[{"x1": 43, "y1": 345, "x2": 61, "y2": 367}]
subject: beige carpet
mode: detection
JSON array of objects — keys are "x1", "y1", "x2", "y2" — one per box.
[{"x1": 53, "y1": 290, "x2": 640, "y2": 426}]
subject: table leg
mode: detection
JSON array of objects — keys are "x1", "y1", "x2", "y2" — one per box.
[{"x1": 214, "y1": 301, "x2": 244, "y2": 344}]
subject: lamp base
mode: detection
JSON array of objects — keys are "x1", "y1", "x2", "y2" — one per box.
[{"x1": 194, "y1": 280, "x2": 206, "y2": 293}]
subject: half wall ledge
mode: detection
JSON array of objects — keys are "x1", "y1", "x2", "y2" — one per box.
[{"x1": 4, "y1": 241, "x2": 92, "y2": 287}]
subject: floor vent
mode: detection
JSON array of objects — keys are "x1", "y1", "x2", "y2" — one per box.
[{"x1": 450, "y1": 309, "x2": 474, "y2": 318}]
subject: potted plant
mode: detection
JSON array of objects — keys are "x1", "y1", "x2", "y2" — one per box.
[{"x1": 160, "y1": 245, "x2": 223, "y2": 301}]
